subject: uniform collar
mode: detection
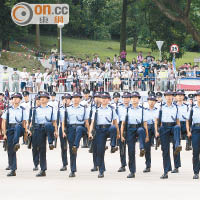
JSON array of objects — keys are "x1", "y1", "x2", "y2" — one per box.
[
  {"x1": 163, "y1": 103, "x2": 174, "y2": 108},
  {"x1": 40, "y1": 105, "x2": 49, "y2": 108},
  {"x1": 146, "y1": 105, "x2": 156, "y2": 110},
  {"x1": 72, "y1": 104, "x2": 81, "y2": 108},
  {"x1": 11, "y1": 105, "x2": 21, "y2": 109},
  {"x1": 100, "y1": 105, "x2": 109, "y2": 109},
  {"x1": 130, "y1": 104, "x2": 140, "y2": 109}
]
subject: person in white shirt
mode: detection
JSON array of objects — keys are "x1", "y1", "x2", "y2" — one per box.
[
  {"x1": 20, "y1": 67, "x2": 29, "y2": 92},
  {"x1": 35, "y1": 68, "x2": 43, "y2": 92},
  {"x1": 43, "y1": 68, "x2": 49, "y2": 91}
]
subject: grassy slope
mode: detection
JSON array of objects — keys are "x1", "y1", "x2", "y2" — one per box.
[{"x1": 0, "y1": 34, "x2": 199, "y2": 70}]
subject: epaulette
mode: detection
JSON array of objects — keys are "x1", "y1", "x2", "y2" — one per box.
[
  {"x1": 20, "y1": 106, "x2": 25, "y2": 110},
  {"x1": 118, "y1": 103, "x2": 123, "y2": 107},
  {"x1": 48, "y1": 105, "x2": 53, "y2": 108},
  {"x1": 108, "y1": 105, "x2": 114, "y2": 109}
]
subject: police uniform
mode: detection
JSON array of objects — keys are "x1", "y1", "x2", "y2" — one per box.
[
  {"x1": 48, "y1": 92, "x2": 59, "y2": 110},
  {"x1": 59, "y1": 94, "x2": 71, "y2": 171},
  {"x1": 158, "y1": 90, "x2": 182, "y2": 179},
  {"x1": 32, "y1": 92, "x2": 57, "y2": 177},
  {"x1": 61, "y1": 92, "x2": 89, "y2": 177},
  {"x1": 2, "y1": 93, "x2": 28, "y2": 176},
  {"x1": 117, "y1": 92, "x2": 131, "y2": 172},
  {"x1": 121, "y1": 91, "x2": 148, "y2": 178},
  {"x1": 175, "y1": 90, "x2": 191, "y2": 151},
  {"x1": 144, "y1": 95, "x2": 158, "y2": 172},
  {"x1": 190, "y1": 91, "x2": 200, "y2": 179},
  {"x1": 80, "y1": 89, "x2": 91, "y2": 107},
  {"x1": 91, "y1": 92, "x2": 118, "y2": 178}
]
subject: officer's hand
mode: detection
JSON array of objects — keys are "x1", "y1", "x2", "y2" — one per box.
[
  {"x1": 117, "y1": 133, "x2": 120, "y2": 140},
  {"x1": 63, "y1": 132, "x2": 66, "y2": 138},
  {"x1": 121, "y1": 136, "x2": 125, "y2": 143},
  {"x1": 145, "y1": 136, "x2": 149, "y2": 143},
  {"x1": 3, "y1": 135, "x2": 7, "y2": 140},
  {"x1": 155, "y1": 131, "x2": 159, "y2": 138},
  {"x1": 88, "y1": 133, "x2": 93, "y2": 140},
  {"x1": 187, "y1": 131, "x2": 192, "y2": 138},
  {"x1": 28, "y1": 130, "x2": 32, "y2": 136},
  {"x1": 24, "y1": 132, "x2": 28, "y2": 142},
  {"x1": 54, "y1": 131, "x2": 58, "y2": 138}
]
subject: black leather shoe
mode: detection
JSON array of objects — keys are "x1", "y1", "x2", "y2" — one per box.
[
  {"x1": 14, "y1": 144, "x2": 20, "y2": 152},
  {"x1": 69, "y1": 172, "x2": 75, "y2": 178},
  {"x1": 118, "y1": 167, "x2": 126, "y2": 172},
  {"x1": 98, "y1": 172, "x2": 104, "y2": 178},
  {"x1": 91, "y1": 166, "x2": 98, "y2": 172},
  {"x1": 174, "y1": 145, "x2": 182, "y2": 156},
  {"x1": 49, "y1": 144, "x2": 54, "y2": 150},
  {"x1": 81, "y1": 144, "x2": 88, "y2": 148},
  {"x1": 193, "y1": 174, "x2": 199, "y2": 179},
  {"x1": 160, "y1": 174, "x2": 168, "y2": 179},
  {"x1": 105, "y1": 146, "x2": 108, "y2": 151},
  {"x1": 33, "y1": 166, "x2": 39, "y2": 171},
  {"x1": 127, "y1": 173, "x2": 135, "y2": 178},
  {"x1": 111, "y1": 146, "x2": 118, "y2": 153},
  {"x1": 7, "y1": 170, "x2": 16, "y2": 177},
  {"x1": 5, "y1": 166, "x2": 11, "y2": 170},
  {"x1": 171, "y1": 168, "x2": 179, "y2": 173},
  {"x1": 36, "y1": 171, "x2": 46, "y2": 177},
  {"x1": 143, "y1": 168, "x2": 151, "y2": 173},
  {"x1": 72, "y1": 146, "x2": 77, "y2": 154},
  {"x1": 140, "y1": 149, "x2": 145, "y2": 157},
  {"x1": 60, "y1": 166, "x2": 67, "y2": 171}
]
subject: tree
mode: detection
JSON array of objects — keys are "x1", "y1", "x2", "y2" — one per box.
[{"x1": 152, "y1": 0, "x2": 200, "y2": 45}]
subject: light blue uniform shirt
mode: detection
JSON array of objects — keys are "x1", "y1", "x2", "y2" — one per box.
[
  {"x1": 117, "y1": 104, "x2": 129, "y2": 123},
  {"x1": 159, "y1": 103, "x2": 180, "y2": 123},
  {"x1": 35, "y1": 105, "x2": 57, "y2": 124},
  {"x1": 91, "y1": 105, "x2": 117, "y2": 125},
  {"x1": 121, "y1": 105, "x2": 148, "y2": 124},
  {"x1": 176, "y1": 103, "x2": 189, "y2": 121},
  {"x1": 145, "y1": 105, "x2": 158, "y2": 125},
  {"x1": 192, "y1": 104, "x2": 200, "y2": 124},
  {"x1": 60, "y1": 104, "x2": 89, "y2": 125},
  {"x1": 2, "y1": 105, "x2": 28, "y2": 123}
]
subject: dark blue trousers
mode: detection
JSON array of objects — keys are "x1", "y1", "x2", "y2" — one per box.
[
  {"x1": 92, "y1": 134, "x2": 98, "y2": 167},
  {"x1": 159, "y1": 125, "x2": 181, "y2": 174},
  {"x1": 191, "y1": 127, "x2": 200, "y2": 174},
  {"x1": 180, "y1": 121, "x2": 190, "y2": 145},
  {"x1": 33, "y1": 123, "x2": 55, "y2": 171},
  {"x1": 67, "y1": 125, "x2": 87, "y2": 173},
  {"x1": 96, "y1": 125, "x2": 117, "y2": 173},
  {"x1": 144, "y1": 124, "x2": 154, "y2": 168},
  {"x1": 7, "y1": 124, "x2": 24, "y2": 171},
  {"x1": 118, "y1": 123, "x2": 126, "y2": 167},
  {"x1": 127, "y1": 127, "x2": 146, "y2": 173},
  {"x1": 32, "y1": 130, "x2": 39, "y2": 168},
  {"x1": 59, "y1": 126, "x2": 68, "y2": 167}
]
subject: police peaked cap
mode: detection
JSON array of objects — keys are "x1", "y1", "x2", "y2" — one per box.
[
  {"x1": 93, "y1": 92, "x2": 101, "y2": 98},
  {"x1": 131, "y1": 91, "x2": 141, "y2": 98},
  {"x1": 72, "y1": 92, "x2": 82, "y2": 98},
  {"x1": 101, "y1": 92, "x2": 111, "y2": 99},
  {"x1": 50, "y1": 92, "x2": 56, "y2": 96},
  {"x1": 113, "y1": 92, "x2": 120, "y2": 98},
  {"x1": 164, "y1": 90, "x2": 174, "y2": 96},
  {"x1": 156, "y1": 92, "x2": 163, "y2": 97},
  {"x1": 122, "y1": 92, "x2": 131, "y2": 98},
  {"x1": 83, "y1": 89, "x2": 90, "y2": 94},
  {"x1": 147, "y1": 95, "x2": 157, "y2": 101},
  {"x1": 64, "y1": 93, "x2": 72, "y2": 99},
  {"x1": 195, "y1": 90, "x2": 200, "y2": 96},
  {"x1": 175, "y1": 89, "x2": 185, "y2": 96},
  {"x1": 22, "y1": 91, "x2": 30, "y2": 97},
  {"x1": 39, "y1": 92, "x2": 50, "y2": 99},
  {"x1": 11, "y1": 93, "x2": 23, "y2": 100},
  {"x1": 148, "y1": 91, "x2": 156, "y2": 96}
]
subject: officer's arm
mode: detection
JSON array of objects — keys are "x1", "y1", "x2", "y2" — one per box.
[
  {"x1": 176, "y1": 119, "x2": 180, "y2": 126},
  {"x1": 120, "y1": 121, "x2": 125, "y2": 138},
  {"x1": 89, "y1": 120, "x2": 94, "y2": 135},
  {"x1": 186, "y1": 120, "x2": 191, "y2": 136},
  {"x1": 154, "y1": 118, "x2": 159, "y2": 135},
  {"x1": 143, "y1": 121, "x2": 149, "y2": 137},
  {"x1": 2, "y1": 119, "x2": 6, "y2": 137},
  {"x1": 113, "y1": 119, "x2": 120, "y2": 138},
  {"x1": 84, "y1": 119, "x2": 90, "y2": 132},
  {"x1": 52, "y1": 120, "x2": 58, "y2": 134}
]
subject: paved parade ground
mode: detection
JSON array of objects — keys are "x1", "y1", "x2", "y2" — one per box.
[{"x1": 0, "y1": 140, "x2": 199, "y2": 200}]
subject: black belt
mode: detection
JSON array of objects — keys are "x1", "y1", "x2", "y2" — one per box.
[
  {"x1": 148, "y1": 124, "x2": 154, "y2": 127},
  {"x1": 162, "y1": 122, "x2": 176, "y2": 127},
  {"x1": 9, "y1": 123, "x2": 18, "y2": 128},
  {"x1": 128, "y1": 124, "x2": 141, "y2": 128},
  {"x1": 69, "y1": 124, "x2": 84, "y2": 128},
  {"x1": 35, "y1": 124, "x2": 46, "y2": 128},
  {"x1": 96, "y1": 125, "x2": 111, "y2": 129},
  {"x1": 180, "y1": 121, "x2": 186, "y2": 124},
  {"x1": 193, "y1": 123, "x2": 200, "y2": 127}
]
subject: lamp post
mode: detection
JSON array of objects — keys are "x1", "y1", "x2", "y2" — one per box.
[{"x1": 57, "y1": 22, "x2": 64, "y2": 65}]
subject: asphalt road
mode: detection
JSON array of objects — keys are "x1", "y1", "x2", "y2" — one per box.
[{"x1": 0, "y1": 140, "x2": 199, "y2": 200}]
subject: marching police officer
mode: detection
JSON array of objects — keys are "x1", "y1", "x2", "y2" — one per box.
[
  {"x1": 155, "y1": 90, "x2": 182, "y2": 179},
  {"x1": 175, "y1": 90, "x2": 191, "y2": 152},
  {"x1": 2, "y1": 93, "x2": 28, "y2": 176},
  {"x1": 143, "y1": 94, "x2": 157, "y2": 173},
  {"x1": 121, "y1": 91, "x2": 149, "y2": 178},
  {"x1": 29, "y1": 92, "x2": 58, "y2": 177},
  {"x1": 81, "y1": 89, "x2": 91, "y2": 107},
  {"x1": 89, "y1": 92, "x2": 120, "y2": 178},
  {"x1": 59, "y1": 93, "x2": 71, "y2": 171},
  {"x1": 117, "y1": 92, "x2": 131, "y2": 173},
  {"x1": 48, "y1": 92, "x2": 59, "y2": 110},
  {"x1": 89, "y1": 92, "x2": 102, "y2": 172},
  {"x1": 61, "y1": 92, "x2": 90, "y2": 178},
  {"x1": 186, "y1": 90, "x2": 200, "y2": 179},
  {"x1": 155, "y1": 92, "x2": 163, "y2": 109},
  {"x1": 111, "y1": 92, "x2": 121, "y2": 108}
]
